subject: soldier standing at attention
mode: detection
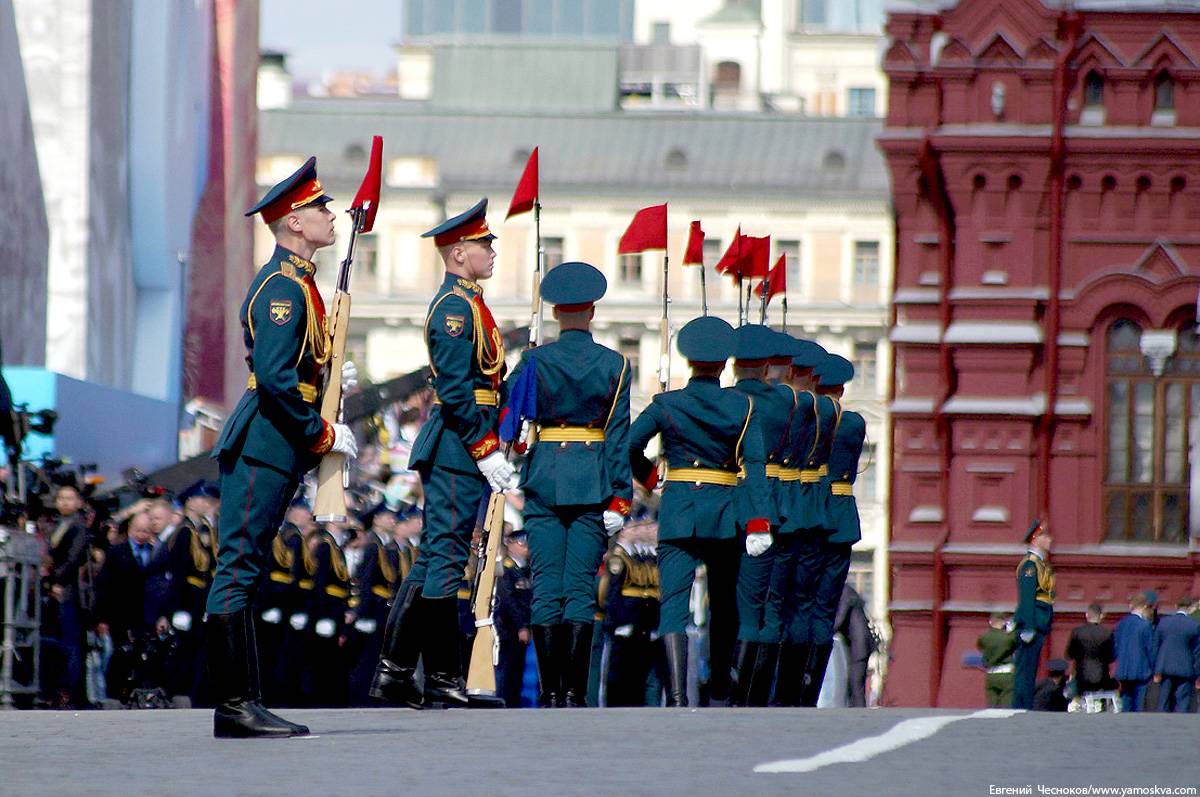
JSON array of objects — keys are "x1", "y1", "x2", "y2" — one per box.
[
  {"x1": 977, "y1": 612, "x2": 1016, "y2": 708},
  {"x1": 371, "y1": 199, "x2": 518, "y2": 709},
  {"x1": 629, "y1": 316, "x2": 772, "y2": 707},
  {"x1": 206, "y1": 157, "x2": 359, "y2": 738},
  {"x1": 163, "y1": 479, "x2": 220, "y2": 704},
  {"x1": 1013, "y1": 520, "x2": 1055, "y2": 710},
  {"x1": 347, "y1": 503, "x2": 401, "y2": 706},
  {"x1": 729, "y1": 325, "x2": 794, "y2": 706},
  {"x1": 504, "y1": 260, "x2": 632, "y2": 707},
  {"x1": 797, "y1": 353, "x2": 865, "y2": 707}
]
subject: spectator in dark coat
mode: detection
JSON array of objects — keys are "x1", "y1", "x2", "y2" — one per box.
[
  {"x1": 1032, "y1": 658, "x2": 1070, "y2": 712},
  {"x1": 1153, "y1": 595, "x2": 1200, "y2": 713},
  {"x1": 95, "y1": 511, "x2": 156, "y2": 647},
  {"x1": 833, "y1": 583, "x2": 875, "y2": 708},
  {"x1": 1066, "y1": 603, "x2": 1115, "y2": 694},
  {"x1": 1113, "y1": 592, "x2": 1157, "y2": 712},
  {"x1": 44, "y1": 485, "x2": 91, "y2": 707}
]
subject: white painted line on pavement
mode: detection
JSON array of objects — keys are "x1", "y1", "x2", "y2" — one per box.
[{"x1": 754, "y1": 709, "x2": 1021, "y2": 774}]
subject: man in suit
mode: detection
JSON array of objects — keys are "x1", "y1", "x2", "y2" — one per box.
[
  {"x1": 1153, "y1": 595, "x2": 1200, "y2": 712},
  {"x1": 1012, "y1": 519, "x2": 1054, "y2": 710},
  {"x1": 371, "y1": 199, "x2": 517, "y2": 710},
  {"x1": 45, "y1": 484, "x2": 92, "y2": 707},
  {"x1": 94, "y1": 511, "x2": 154, "y2": 704},
  {"x1": 1114, "y1": 591, "x2": 1157, "y2": 712},
  {"x1": 1066, "y1": 603, "x2": 1115, "y2": 696},
  {"x1": 206, "y1": 157, "x2": 359, "y2": 737},
  {"x1": 507, "y1": 261, "x2": 633, "y2": 708},
  {"x1": 628, "y1": 316, "x2": 771, "y2": 706}
]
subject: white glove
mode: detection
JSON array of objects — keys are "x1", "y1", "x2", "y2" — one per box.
[
  {"x1": 289, "y1": 613, "x2": 309, "y2": 631},
  {"x1": 745, "y1": 532, "x2": 772, "y2": 557},
  {"x1": 341, "y1": 360, "x2": 358, "y2": 391},
  {"x1": 314, "y1": 618, "x2": 337, "y2": 638},
  {"x1": 353, "y1": 618, "x2": 378, "y2": 634},
  {"x1": 261, "y1": 608, "x2": 283, "y2": 625},
  {"x1": 603, "y1": 510, "x2": 625, "y2": 537},
  {"x1": 614, "y1": 624, "x2": 634, "y2": 638},
  {"x1": 1019, "y1": 630, "x2": 1035, "y2": 644},
  {"x1": 171, "y1": 611, "x2": 192, "y2": 632},
  {"x1": 476, "y1": 450, "x2": 517, "y2": 493},
  {"x1": 331, "y1": 423, "x2": 358, "y2": 459}
]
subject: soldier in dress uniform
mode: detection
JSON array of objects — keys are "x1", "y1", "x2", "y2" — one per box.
[
  {"x1": 628, "y1": 316, "x2": 772, "y2": 707},
  {"x1": 495, "y1": 530, "x2": 533, "y2": 708},
  {"x1": 256, "y1": 498, "x2": 310, "y2": 707},
  {"x1": 393, "y1": 503, "x2": 421, "y2": 581},
  {"x1": 773, "y1": 340, "x2": 839, "y2": 706},
  {"x1": 163, "y1": 479, "x2": 219, "y2": 704},
  {"x1": 1013, "y1": 519, "x2": 1054, "y2": 710},
  {"x1": 505, "y1": 261, "x2": 633, "y2": 708},
  {"x1": 796, "y1": 353, "x2": 865, "y2": 707},
  {"x1": 371, "y1": 199, "x2": 518, "y2": 709},
  {"x1": 347, "y1": 503, "x2": 401, "y2": 706},
  {"x1": 206, "y1": 157, "x2": 359, "y2": 737},
  {"x1": 601, "y1": 514, "x2": 662, "y2": 707},
  {"x1": 729, "y1": 326, "x2": 794, "y2": 706},
  {"x1": 305, "y1": 523, "x2": 352, "y2": 707}
]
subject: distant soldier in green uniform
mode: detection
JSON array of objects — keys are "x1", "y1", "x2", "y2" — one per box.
[
  {"x1": 206, "y1": 157, "x2": 359, "y2": 738},
  {"x1": 796, "y1": 353, "x2": 864, "y2": 707},
  {"x1": 977, "y1": 612, "x2": 1016, "y2": 707},
  {"x1": 629, "y1": 316, "x2": 771, "y2": 707},
  {"x1": 371, "y1": 199, "x2": 517, "y2": 709},
  {"x1": 1013, "y1": 520, "x2": 1054, "y2": 710},
  {"x1": 729, "y1": 325, "x2": 794, "y2": 706},
  {"x1": 504, "y1": 261, "x2": 632, "y2": 707}
]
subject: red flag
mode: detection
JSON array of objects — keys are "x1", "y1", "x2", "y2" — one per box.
[
  {"x1": 618, "y1": 203, "x2": 668, "y2": 253},
  {"x1": 681, "y1": 220, "x2": 705, "y2": 266},
  {"x1": 506, "y1": 146, "x2": 538, "y2": 220},
  {"x1": 743, "y1": 235, "x2": 771, "y2": 279},
  {"x1": 350, "y1": 135, "x2": 384, "y2": 233},
  {"x1": 756, "y1": 253, "x2": 787, "y2": 303},
  {"x1": 715, "y1": 226, "x2": 744, "y2": 276}
]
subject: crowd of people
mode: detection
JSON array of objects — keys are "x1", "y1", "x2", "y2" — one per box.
[{"x1": 976, "y1": 590, "x2": 1200, "y2": 713}]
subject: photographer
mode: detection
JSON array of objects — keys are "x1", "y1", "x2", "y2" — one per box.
[{"x1": 43, "y1": 484, "x2": 91, "y2": 708}]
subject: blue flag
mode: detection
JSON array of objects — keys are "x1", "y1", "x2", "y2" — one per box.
[{"x1": 499, "y1": 358, "x2": 537, "y2": 442}]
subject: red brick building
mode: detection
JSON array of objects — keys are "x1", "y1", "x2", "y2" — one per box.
[{"x1": 880, "y1": 0, "x2": 1200, "y2": 707}]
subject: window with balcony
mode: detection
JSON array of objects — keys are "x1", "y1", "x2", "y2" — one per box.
[{"x1": 1104, "y1": 319, "x2": 1199, "y2": 543}]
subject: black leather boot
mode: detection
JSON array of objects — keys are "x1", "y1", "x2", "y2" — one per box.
[
  {"x1": 420, "y1": 596, "x2": 469, "y2": 708},
  {"x1": 729, "y1": 640, "x2": 759, "y2": 707},
  {"x1": 748, "y1": 643, "x2": 780, "y2": 707},
  {"x1": 800, "y1": 642, "x2": 834, "y2": 708},
  {"x1": 369, "y1": 580, "x2": 424, "y2": 709},
  {"x1": 532, "y1": 624, "x2": 560, "y2": 707},
  {"x1": 772, "y1": 642, "x2": 809, "y2": 707},
  {"x1": 208, "y1": 610, "x2": 309, "y2": 738},
  {"x1": 563, "y1": 621, "x2": 593, "y2": 708},
  {"x1": 663, "y1": 632, "x2": 689, "y2": 707}
]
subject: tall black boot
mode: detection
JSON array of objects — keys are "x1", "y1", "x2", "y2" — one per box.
[
  {"x1": 748, "y1": 643, "x2": 780, "y2": 707},
  {"x1": 369, "y1": 580, "x2": 424, "y2": 709},
  {"x1": 563, "y1": 621, "x2": 593, "y2": 708},
  {"x1": 663, "y1": 632, "x2": 689, "y2": 707},
  {"x1": 420, "y1": 596, "x2": 469, "y2": 708},
  {"x1": 532, "y1": 624, "x2": 560, "y2": 707},
  {"x1": 730, "y1": 640, "x2": 759, "y2": 707},
  {"x1": 773, "y1": 642, "x2": 809, "y2": 707},
  {"x1": 208, "y1": 610, "x2": 309, "y2": 738},
  {"x1": 800, "y1": 642, "x2": 834, "y2": 708}
]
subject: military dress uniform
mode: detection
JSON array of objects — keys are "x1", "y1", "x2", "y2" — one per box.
[
  {"x1": 372, "y1": 199, "x2": 509, "y2": 709},
  {"x1": 600, "y1": 537, "x2": 661, "y2": 707},
  {"x1": 1013, "y1": 521, "x2": 1055, "y2": 710},
  {"x1": 629, "y1": 316, "x2": 771, "y2": 706},
  {"x1": 792, "y1": 354, "x2": 864, "y2": 707},
  {"x1": 163, "y1": 480, "x2": 219, "y2": 704},
  {"x1": 495, "y1": 542, "x2": 533, "y2": 708},
  {"x1": 347, "y1": 507, "x2": 402, "y2": 706},
  {"x1": 304, "y1": 527, "x2": 352, "y2": 707},
  {"x1": 506, "y1": 261, "x2": 633, "y2": 708},
  {"x1": 206, "y1": 157, "x2": 346, "y2": 738},
  {"x1": 256, "y1": 517, "x2": 307, "y2": 706},
  {"x1": 977, "y1": 624, "x2": 1016, "y2": 707},
  {"x1": 729, "y1": 326, "x2": 796, "y2": 706}
]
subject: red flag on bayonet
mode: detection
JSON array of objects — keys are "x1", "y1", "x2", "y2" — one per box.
[
  {"x1": 756, "y1": 253, "x2": 787, "y2": 303},
  {"x1": 681, "y1": 220, "x2": 705, "y2": 266},
  {"x1": 715, "y1": 226, "x2": 744, "y2": 276},
  {"x1": 350, "y1": 135, "x2": 384, "y2": 233},
  {"x1": 506, "y1": 146, "x2": 539, "y2": 220},
  {"x1": 743, "y1": 235, "x2": 771, "y2": 279},
  {"x1": 618, "y1": 203, "x2": 668, "y2": 253}
]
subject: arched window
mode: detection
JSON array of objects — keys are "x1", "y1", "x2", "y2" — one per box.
[
  {"x1": 1155, "y1": 71, "x2": 1175, "y2": 111},
  {"x1": 714, "y1": 61, "x2": 741, "y2": 91},
  {"x1": 1104, "y1": 319, "x2": 1198, "y2": 543},
  {"x1": 1081, "y1": 71, "x2": 1104, "y2": 125}
]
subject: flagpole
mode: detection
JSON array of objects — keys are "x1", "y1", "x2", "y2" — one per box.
[
  {"x1": 660, "y1": 253, "x2": 671, "y2": 393},
  {"x1": 531, "y1": 199, "x2": 544, "y2": 347},
  {"x1": 759, "y1": 281, "x2": 768, "y2": 324},
  {"x1": 737, "y1": 275, "x2": 744, "y2": 326},
  {"x1": 699, "y1": 264, "x2": 708, "y2": 316},
  {"x1": 782, "y1": 296, "x2": 788, "y2": 333}
]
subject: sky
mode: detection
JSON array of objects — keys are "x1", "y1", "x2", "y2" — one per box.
[{"x1": 260, "y1": 0, "x2": 402, "y2": 81}]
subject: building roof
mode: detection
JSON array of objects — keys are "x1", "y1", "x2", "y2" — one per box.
[
  {"x1": 260, "y1": 100, "x2": 890, "y2": 201},
  {"x1": 887, "y1": 0, "x2": 1200, "y2": 11}
]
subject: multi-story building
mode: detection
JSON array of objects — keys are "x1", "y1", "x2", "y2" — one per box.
[
  {"x1": 255, "y1": 49, "x2": 895, "y2": 616},
  {"x1": 881, "y1": 0, "x2": 1200, "y2": 707}
]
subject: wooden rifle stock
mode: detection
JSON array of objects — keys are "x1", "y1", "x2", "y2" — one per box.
[{"x1": 466, "y1": 490, "x2": 506, "y2": 697}]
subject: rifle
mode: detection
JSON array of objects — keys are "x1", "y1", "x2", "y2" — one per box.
[
  {"x1": 465, "y1": 489, "x2": 507, "y2": 706},
  {"x1": 312, "y1": 136, "x2": 383, "y2": 522}
]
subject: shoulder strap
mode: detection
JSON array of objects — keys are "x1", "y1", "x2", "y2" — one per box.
[
  {"x1": 604, "y1": 355, "x2": 630, "y2": 429},
  {"x1": 734, "y1": 395, "x2": 754, "y2": 467}
]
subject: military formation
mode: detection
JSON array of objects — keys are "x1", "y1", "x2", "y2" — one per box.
[{"x1": 207, "y1": 160, "x2": 868, "y2": 738}]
